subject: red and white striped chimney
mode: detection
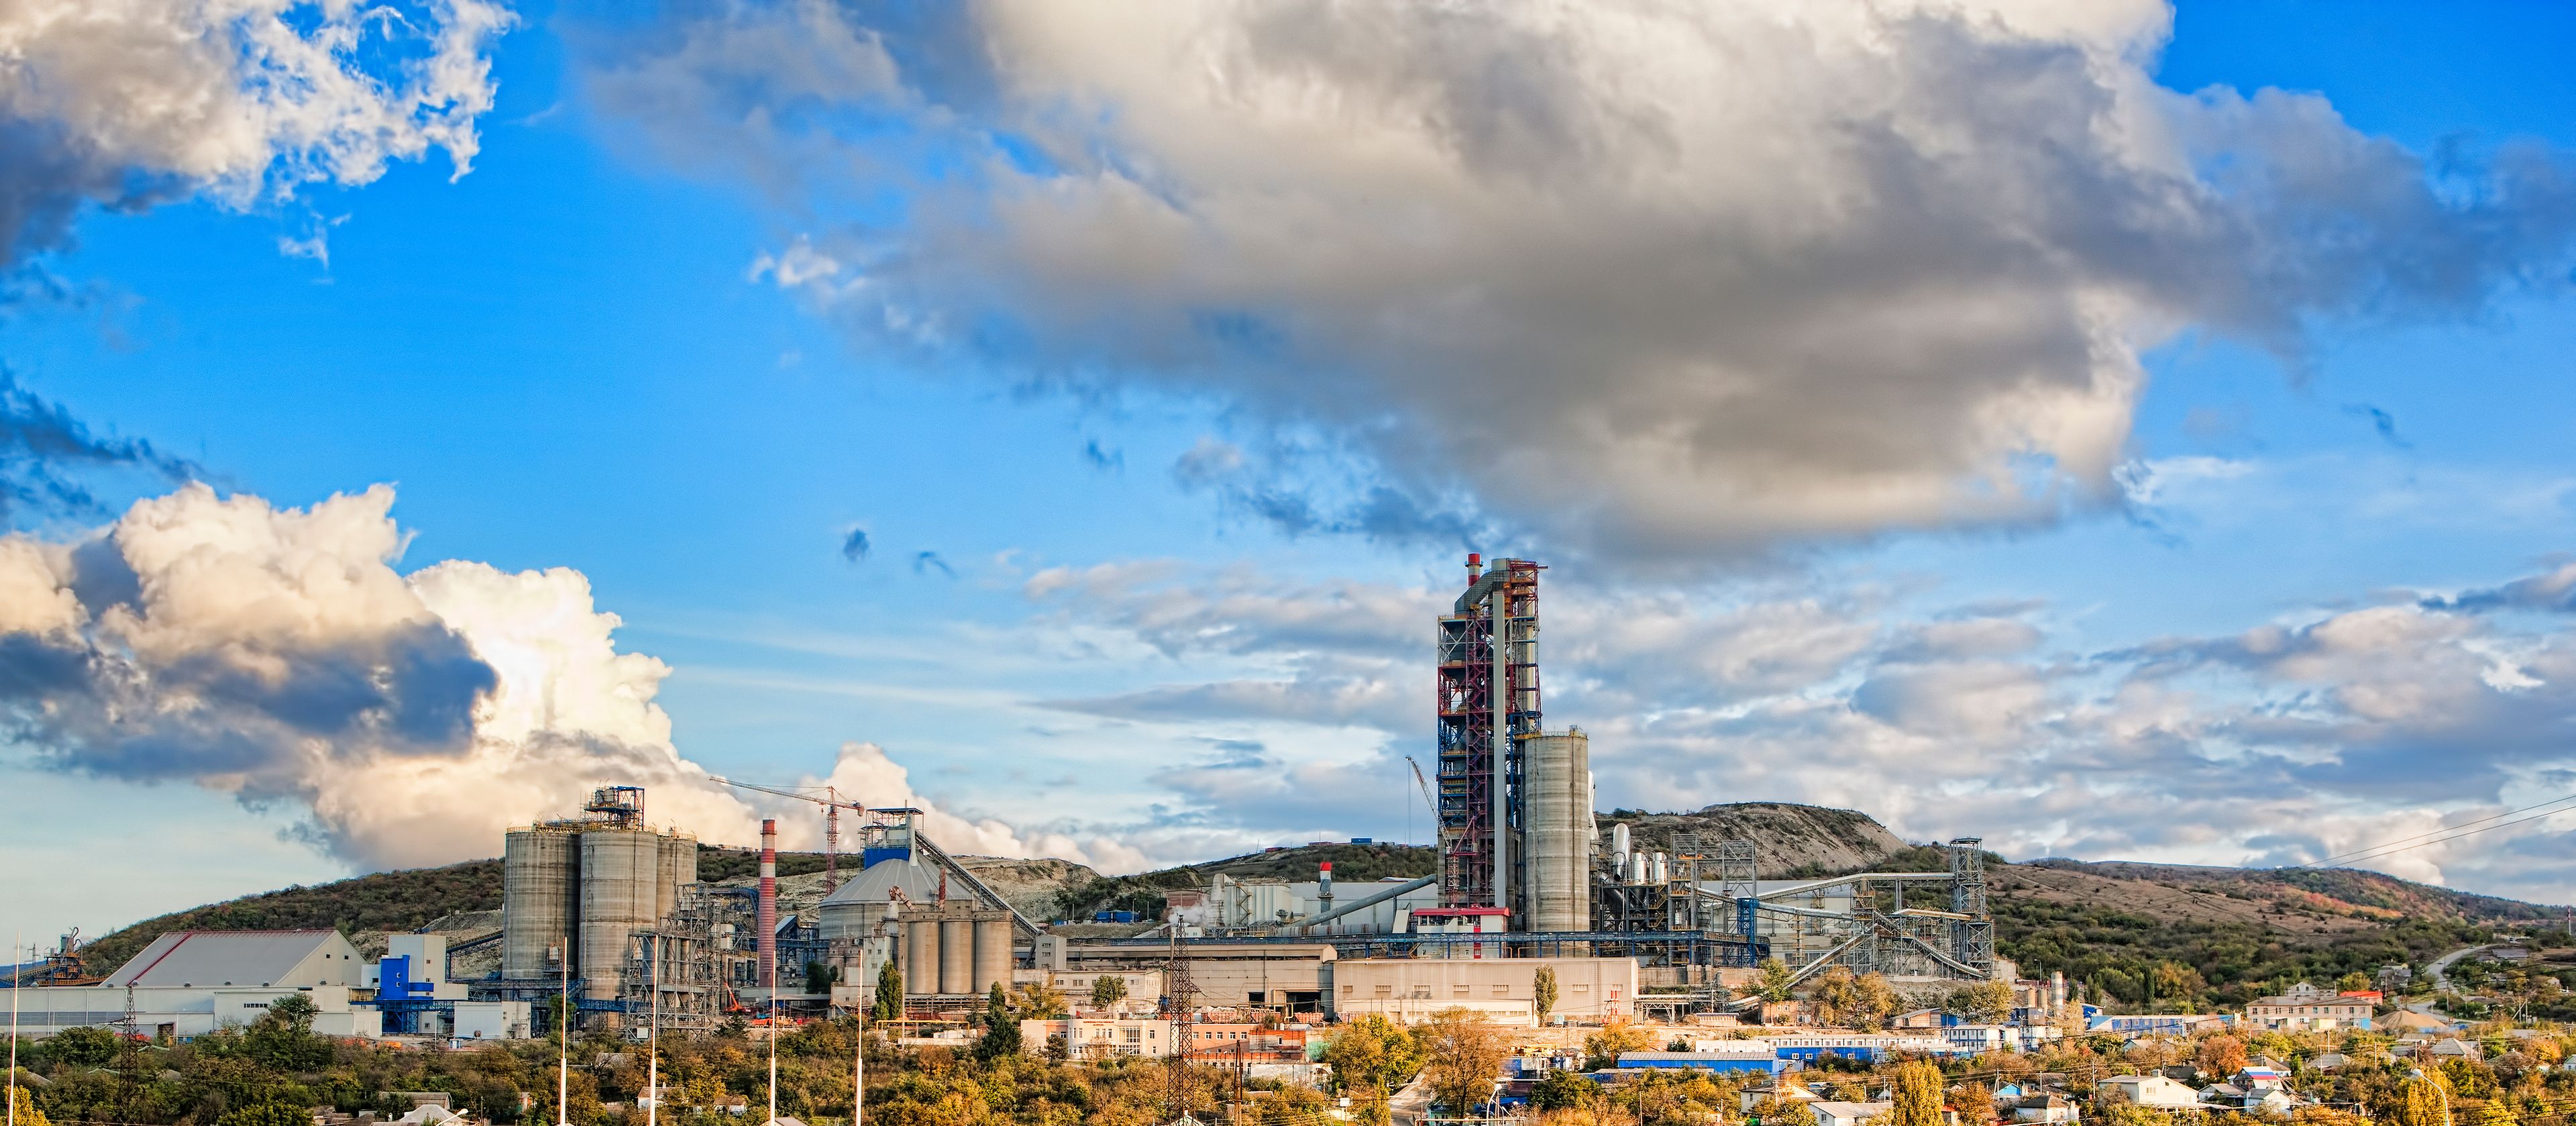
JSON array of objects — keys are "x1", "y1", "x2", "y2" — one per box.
[{"x1": 757, "y1": 818, "x2": 778, "y2": 990}]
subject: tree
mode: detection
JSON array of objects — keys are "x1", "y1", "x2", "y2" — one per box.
[
  {"x1": 1855, "y1": 972, "x2": 1901, "y2": 1029},
  {"x1": 1582, "y1": 1018, "x2": 1654, "y2": 1070},
  {"x1": 1954, "y1": 1082, "x2": 1998, "y2": 1125},
  {"x1": 805, "y1": 960, "x2": 840, "y2": 995},
  {"x1": 1750, "y1": 1095, "x2": 1817, "y2": 1126},
  {"x1": 1014, "y1": 980, "x2": 1069, "y2": 1019},
  {"x1": 217, "y1": 1104, "x2": 311, "y2": 1126},
  {"x1": 872, "y1": 958, "x2": 904, "y2": 1022},
  {"x1": 5, "y1": 1087, "x2": 52, "y2": 1126},
  {"x1": 1534, "y1": 966, "x2": 1560, "y2": 1025},
  {"x1": 1419, "y1": 1008, "x2": 1509, "y2": 1117},
  {"x1": 1813, "y1": 966, "x2": 1861, "y2": 1027},
  {"x1": 973, "y1": 982, "x2": 1020, "y2": 1061},
  {"x1": 1889, "y1": 1060, "x2": 1943, "y2": 1126},
  {"x1": 2397, "y1": 1075, "x2": 2451, "y2": 1126},
  {"x1": 2339, "y1": 973, "x2": 2373, "y2": 993},
  {"x1": 1758, "y1": 958, "x2": 1796, "y2": 1003},
  {"x1": 1946, "y1": 980, "x2": 2015, "y2": 1023},
  {"x1": 2198, "y1": 1035, "x2": 2249, "y2": 1081},
  {"x1": 1091, "y1": 974, "x2": 1130, "y2": 1009},
  {"x1": 244, "y1": 992, "x2": 329, "y2": 1070},
  {"x1": 42, "y1": 1026, "x2": 117, "y2": 1068},
  {"x1": 1532, "y1": 1070, "x2": 1601, "y2": 1112},
  {"x1": 1326, "y1": 1014, "x2": 1421, "y2": 1094}
]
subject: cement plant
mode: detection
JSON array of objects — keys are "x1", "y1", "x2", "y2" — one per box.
[{"x1": 0, "y1": 557, "x2": 2531, "y2": 1126}]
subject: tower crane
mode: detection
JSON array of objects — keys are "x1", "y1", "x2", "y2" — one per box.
[
  {"x1": 1405, "y1": 756, "x2": 1438, "y2": 828},
  {"x1": 710, "y1": 777, "x2": 861, "y2": 893}
]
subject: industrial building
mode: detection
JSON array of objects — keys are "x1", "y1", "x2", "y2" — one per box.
[{"x1": 4, "y1": 931, "x2": 382, "y2": 1039}]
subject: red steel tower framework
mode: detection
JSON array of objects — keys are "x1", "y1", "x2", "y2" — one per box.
[{"x1": 1436, "y1": 554, "x2": 1543, "y2": 917}]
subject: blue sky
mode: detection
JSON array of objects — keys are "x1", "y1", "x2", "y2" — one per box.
[{"x1": 7, "y1": 0, "x2": 2576, "y2": 948}]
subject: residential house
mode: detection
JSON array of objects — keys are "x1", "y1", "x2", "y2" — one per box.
[
  {"x1": 2012, "y1": 1095, "x2": 2079, "y2": 1124},
  {"x1": 1894, "y1": 1009, "x2": 1945, "y2": 1030},
  {"x1": 2384, "y1": 1011, "x2": 2455, "y2": 1035},
  {"x1": 2090, "y1": 1015, "x2": 2231, "y2": 1037},
  {"x1": 1813, "y1": 1101, "x2": 1895, "y2": 1126},
  {"x1": 2428, "y1": 1038, "x2": 2481, "y2": 1062},
  {"x1": 2098, "y1": 1075, "x2": 2200, "y2": 1110},
  {"x1": 1741, "y1": 1084, "x2": 1824, "y2": 1113},
  {"x1": 2245, "y1": 982, "x2": 2376, "y2": 1032}
]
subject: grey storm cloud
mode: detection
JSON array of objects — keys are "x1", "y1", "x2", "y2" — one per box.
[{"x1": 600, "y1": 0, "x2": 2576, "y2": 566}]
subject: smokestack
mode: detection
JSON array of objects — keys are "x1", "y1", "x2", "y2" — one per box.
[
  {"x1": 1465, "y1": 552, "x2": 1481, "y2": 584},
  {"x1": 1319, "y1": 860, "x2": 1334, "y2": 906},
  {"x1": 757, "y1": 819, "x2": 777, "y2": 990}
]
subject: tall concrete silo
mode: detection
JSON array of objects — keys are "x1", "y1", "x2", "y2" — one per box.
[
  {"x1": 1521, "y1": 727, "x2": 1592, "y2": 932},
  {"x1": 502, "y1": 826, "x2": 580, "y2": 980},
  {"x1": 904, "y1": 913, "x2": 938, "y2": 996},
  {"x1": 939, "y1": 914, "x2": 972, "y2": 995},
  {"x1": 971, "y1": 915, "x2": 1011, "y2": 995},
  {"x1": 579, "y1": 827, "x2": 662, "y2": 1001}
]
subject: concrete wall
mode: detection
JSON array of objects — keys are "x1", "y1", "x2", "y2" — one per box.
[{"x1": 1326, "y1": 957, "x2": 1637, "y2": 1027}]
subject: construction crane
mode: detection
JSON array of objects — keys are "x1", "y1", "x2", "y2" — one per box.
[
  {"x1": 1404, "y1": 756, "x2": 1438, "y2": 826},
  {"x1": 710, "y1": 776, "x2": 859, "y2": 893}
]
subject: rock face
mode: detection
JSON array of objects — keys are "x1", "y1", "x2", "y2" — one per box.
[
  {"x1": 1601, "y1": 802, "x2": 1912, "y2": 877},
  {"x1": 955, "y1": 856, "x2": 1104, "y2": 919}
]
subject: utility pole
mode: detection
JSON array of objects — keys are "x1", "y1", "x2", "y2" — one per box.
[
  {"x1": 646, "y1": 936, "x2": 659, "y2": 1126},
  {"x1": 767, "y1": 993, "x2": 779, "y2": 1126},
  {"x1": 557, "y1": 940, "x2": 571, "y2": 1126},
  {"x1": 10, "y1": 930, "x2": 20, "y2": 1126}
]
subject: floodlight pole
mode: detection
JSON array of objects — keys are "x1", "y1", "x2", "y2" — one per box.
[
  {"x1": 10, "y1": 930, "x2": 21, "y2": 1126},
  {"x1": 557, "y1": 940, "x2": 572, "y2": 1126},
  {"x1": 647, "y1": 936, "x2": 659, "y2": 1126}
]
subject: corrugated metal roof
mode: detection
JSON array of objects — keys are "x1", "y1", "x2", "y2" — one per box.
[{"x1": 103, "y1": 930, "x2": 344, "y2": 988}]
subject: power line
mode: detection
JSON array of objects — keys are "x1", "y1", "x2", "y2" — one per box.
[{"x1": 2290, "y1": 791, "x2": 2576, "y2": 872}]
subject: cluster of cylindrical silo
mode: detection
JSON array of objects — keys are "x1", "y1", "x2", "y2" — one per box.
[
  {"x1": 1520, "y1": 727, "x2": 1593, "y2": 932},
  {"x1": 899, "y1": 905, "x2": 1013, "y2": 996},
  {"x1": 1603, "y1": 821, "x2": 1666, "y2": 885},
  {"x1": 501, "y1": 820, "x2": 697, "y2": 1001}
]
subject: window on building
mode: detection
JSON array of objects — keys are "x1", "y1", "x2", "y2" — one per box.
[
  {"x1": 1493, "y1": 985, "x2": 1509, "y2": 996},
  {"x1": 1454, "y1": 986, "x2": 1470, "y2": 996},
  {"x1": 1375, "y1": 985, "x2": 1391, "y2": 996},
  {"x1": 1570, "y1": 984, "x2": 1589, "y2": 993}
]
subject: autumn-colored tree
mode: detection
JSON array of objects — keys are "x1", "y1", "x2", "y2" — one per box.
[
  {"x1": 1419, "y1": 1008, "x2": 1509, "y2": 1116},
  {"x1": 2398, "y1": 1075, "x2": 2452, "y2": 1126},
  {"x1": 1888, "y1": 1061, "x2": 1943, "y2": 1126},
  {"x1": 1954, "y1": 1082, "x2": 1998, "y2": 1125},
  {"x1": 2339, "y1": 973, "x2": 2373, "y2": 993},
  {"x1": 1325, "y1": 1014, "x2": 1421, "y2": 1095},
  {"x1": 6, "y1": 1087, "x2": 53, "y2": 1126},
  {"x1": 1535, "y1": 966, "x2": 1560, "y2": 1025},
  {"x1": 1012, "y1": 980, "x2": 1069, "y2": 1019},
  {"x1": 1584, "y1": 1018, "x2": 1655, "y2": 1070},
  {"x1": 1856, "y1": 972, "x2": 1900, "y2": 1029},
  {"x1": 1813, "y1": 966, "x2": 1862, "y2": 1027},
  {"x1": 1946, "y1": 980, "x2": 2015, "y2": 1023},
  {"x1": 2198, "y1": 1035, "x2": 2249, "y2": 1081},
  {"x1": 1750, "y1": 1095, "x2": 1817, "y2": 1126}
]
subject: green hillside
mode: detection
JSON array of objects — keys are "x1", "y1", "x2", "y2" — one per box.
[{"x1": 80, "y1": 860, "x2": 503, "y2": 976}]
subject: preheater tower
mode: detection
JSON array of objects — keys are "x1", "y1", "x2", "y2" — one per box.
[{"x1": 1436, "y1": 554, "x2": 1545, "y2": 921}]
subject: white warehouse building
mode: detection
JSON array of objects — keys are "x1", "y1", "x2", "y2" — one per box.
[{"x1": 11, "y1": 931, "x2": 382, "y2": 1039}]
